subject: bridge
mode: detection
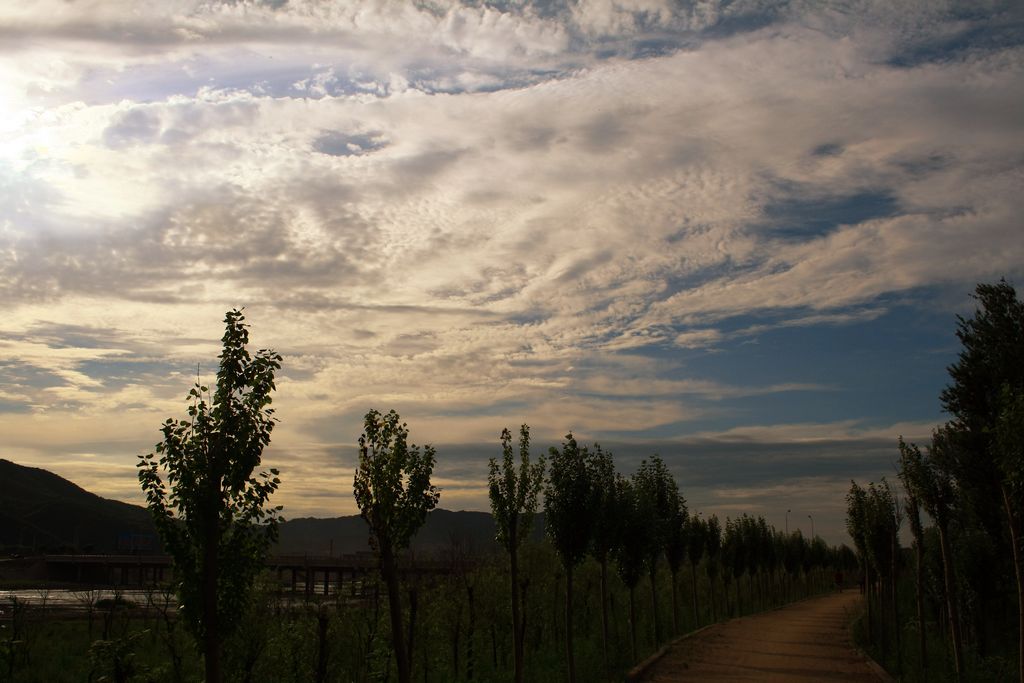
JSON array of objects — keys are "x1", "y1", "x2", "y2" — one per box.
[{"x1": 34, "y1": 553, "x2": 457, "y2": 597}]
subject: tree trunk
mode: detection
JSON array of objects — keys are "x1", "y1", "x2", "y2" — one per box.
[
  {"x1": 628, "y1": 584, "x2": 637, "y2": 664},
  {"x1": 202, "y1": 491, "x2": 221, "y2": 683},
  {"x1": 467, "y1": 584, "x2": 475, "y2": 681},
  {"x1": 864, "y1": 565, "x2": 872, "y2": 645},
  {"x1": 1002, "y1": 485, "x2": 1024, "y2": 683},
  {"x1": 891, "y1": 531, "x2": 902, "y2": 679},
  {"x1": 937, "y1": 523, "x2": 964, "y2": 681},
  {"x1": 565, "y1": 564, "x2": 576, "y2": 683},
  {"x1": 690, "y1": 561, "x2": 700, "y2": 628},
  {"x1": 708, "y1": 571, "x2": 717, "y2": 622},
  {"x1": 669, "y1": 568, "x2": 679, "y2": 635},
  {"x1": 407, "y1": 587, "x2": 418, "y2": 676},
  {"x1": 914, "y1": 536, "x2": 928, "y2": 681},
  {"x1": 510, "y1": 534, "x2": 525, "y2": 683},
  {"x1": 599, "y1": 558, "x2": 610, "y2": 676},
  {"x1": 649, "y1": 564, "x2": 661, "y2": 645},
  {"x1": 381, "y1": 545, "x2": 411, "y2": 683}
]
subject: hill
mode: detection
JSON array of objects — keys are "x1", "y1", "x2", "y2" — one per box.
[
  {"x1": 0, "y1": 459, "x2": 157, "y2": 553},
  {"x1": 0, "y1": 459, "x2": 528, "y2": 556},
  {"x1": 275, "y1": 508, "x2": 513, "y2": 556}
]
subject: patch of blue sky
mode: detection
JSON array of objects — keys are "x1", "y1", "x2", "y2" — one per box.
[
  {"x1": 701, "y1": 8, "x2": 781, "y2": 39},
  {"x1": 754, "y1": 189, "x2": 901, "y2": 241},
  {"x1": 886, "y1": 17, "x2": 1024, "y2": 68},
  {"x1": 660, "y1": 302, "x2": 956, "y2": 429},
  {"x1": 76, "y1": 359, "x2": 180, "y2": 389},
  {"x1": 0, "y1": 360, "x2": 64, "y2": 390},
  {"x1": 0, "y1": 400, "x2": 32, "y2": 414}
]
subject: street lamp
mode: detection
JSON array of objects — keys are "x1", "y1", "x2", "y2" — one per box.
[
  {"x1": 786, "y1": 509, "x2": 791, "y2": 535},
  {"x1": 808, "y1": 514, "x2": 815, "y2": 540}
]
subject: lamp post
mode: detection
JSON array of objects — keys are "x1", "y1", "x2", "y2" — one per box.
[
  {"x1": 786, "y1": 509, "x2": 791, "y2": 535},
  {"x1": 808, "y1": 514, "x2": 815, "y2": 540}
]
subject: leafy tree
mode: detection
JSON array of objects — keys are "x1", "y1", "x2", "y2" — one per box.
[
  {"x1": 907, "y1": 426, "x2": 965, "y2": 679},
  {"x1": 846, "y1": 482, "x2": 871, "y2": 640},
  {"x1": 353, "y1": 409, "x2": 440, "y2": 683},
  {"x1": 1000, "y1": 387, "x2": 1024, "y2": 681},
  {"x1": 941, "y1": 280, "x2": 1024, "y2": 681},
  {"x1": 663, "y1": 495, "x2": 688, "y2": 635},
  {"x1": 634, "y1": 454, "x2": 680, "y2": 644},
  {"x1": 613, "y1": 477, "x2": 650, "y2": 664},
  {"x1": 704, "y1": 515, "x2": 722, "y2": 621},
  {"x1": 898, "y1": 437, "x2": 929, "y2": 679},
  {"x1": 544, "y1": 433, "x2": 595, "y2": 683},
  {"x1": 137, "y1": 309, "x2": 283, "y2": 683},
  {"x1": 864, "y1": 480, "x2": 902, "y2": 674},
  {"x1": 586, "y1": 444, "x2": 618, "y2": 674},
  {"x1": 686, "y1": 515, "x2": 705, "y2": 628},
  {"x1": 488, "y1": 425, "x2": 544, "y2": 683}
]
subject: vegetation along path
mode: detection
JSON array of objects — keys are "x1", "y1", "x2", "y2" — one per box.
[{"x1": 638, "y1": 590, "x2": 886, "y2": 682}]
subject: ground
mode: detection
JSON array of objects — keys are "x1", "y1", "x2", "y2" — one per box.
[{"x1": 638, "y1": 591, "x2": 886, "y2": 682}]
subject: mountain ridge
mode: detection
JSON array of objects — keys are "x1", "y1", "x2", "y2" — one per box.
[{"x1": 0, "y1": 459, "x2": 515, "y2": 555}]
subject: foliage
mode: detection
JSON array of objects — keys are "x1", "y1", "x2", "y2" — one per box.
[
  {"x1": 353, "y1": 408, "x2": 440, "y2": 683},
  {"x1": 544, "y1": 433, "x2": 595, "y2": 569},
  {"x1": 136, "y1": 309, "x2": 282, "y2": 680},
  {"x1": 488, "y1": 424, "x2": 544, "y2": 683},
  {"x1": 488, "y1": 425, "x2": 544, "y2": 554},
  {"x1": 354, "y1": 409, "x2": 440, "y2": 555}
]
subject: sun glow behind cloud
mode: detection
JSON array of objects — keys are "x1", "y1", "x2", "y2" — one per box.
[{"x1": 1, "y1": 0, "x2": 1023, "y2": 542}]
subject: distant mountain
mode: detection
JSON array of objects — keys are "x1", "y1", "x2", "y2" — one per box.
[
  {"x1": 0, "y1": 459, "x2": 157, "y2": 553},
  {"x1": 0, "y1": 459, "x2": 537, "y2": 557},
  {"x1": 275, "y1": 508, "x2": 524, "y2": 556}
]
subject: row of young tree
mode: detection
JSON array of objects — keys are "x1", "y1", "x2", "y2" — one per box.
[
  {"x1": 133, "y1": 309, "x2": 852, "y2": 683},
  {"x1": 846, "y1": 280, "x2": 1024, "y2": 682}
]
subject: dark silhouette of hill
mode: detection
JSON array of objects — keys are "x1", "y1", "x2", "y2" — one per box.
[
  {"x1": 0, "y1": 459, "x2": 538, "y2": 556},
  {"x1": 0, "y1": 459, "x2": 157, "y2": 553},
  {"x1": 275, "y1": 508, "x2": 532, "y2": 556}
]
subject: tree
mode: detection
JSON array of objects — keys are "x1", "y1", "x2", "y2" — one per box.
[
  {"x1": 908, "y1": 427, "x2": 964, "y2": 680},
  {"x1": 137, "y1": 309, "x2": 282, "y2": 683},
  {"x1": 587, "y1": 444, "x2": 619, "y2": 675},
  {"x1": 686, "y1": 515, "x2": 706, "y2": 628},
  {"x1": 634, "y1": 454, "x2": 680, "y2": 644},
  {"x1": 663, "y1": 489, "x2": 688, "y2": 635},
  {"x1": 544, "y1": 433, "x2": 595, "y2": 683},
  {"x1": 613, "y1": 476, "x2": 650, "y2": 664},
  {"x1": 898, "y1": 437, "x2": 928, "y2": 679},
  {"x1": 353, "y1": 409, "x2": 440, "y2": 683},
  {"x1": 704, "y1": 515, "x2": 722, "y2": 621},
  {"x1": 940, "y1": 280, "x2": 1024, "y2": 682},
  {"x1": 488, "y1": 425, "x2": 544, "y2": 683}
]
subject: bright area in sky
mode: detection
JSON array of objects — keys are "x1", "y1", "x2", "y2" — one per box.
[{"x1": 1, "y1": 1, "x2": 1023, "y2": 544}]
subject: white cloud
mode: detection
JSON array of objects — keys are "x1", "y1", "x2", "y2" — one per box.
[{"x1": 0, "y1": 2, "x2": 1020, "y2": 527}]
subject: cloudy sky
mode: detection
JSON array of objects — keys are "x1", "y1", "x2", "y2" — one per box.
[{"x1": 2, "y1": 0, "x2": 1023, "y2": 544}]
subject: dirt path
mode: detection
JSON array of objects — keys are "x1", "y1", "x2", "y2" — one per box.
[{"x1": 637, "y1": 591, "x2": 885, "y2": 682}]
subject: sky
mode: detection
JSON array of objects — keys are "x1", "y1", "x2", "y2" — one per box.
[{"x1": 2, "y1": 0, "x2": 1023, "y2": 545}]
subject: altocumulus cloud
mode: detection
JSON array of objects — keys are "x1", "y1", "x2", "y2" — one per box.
[{"x1": 0, "y1": 0, "x2": 1022, "y2": 543}]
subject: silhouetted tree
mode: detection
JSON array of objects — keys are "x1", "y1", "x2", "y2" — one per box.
[
  {"x1": 663, "y1": 489, "x2": 688, "y2": 635},
  {"x1": 634, "y1": 454, "x2": 679, "y2": 644},
  {"x1": 910, "y1": 426, "x2": 964, "y2": 680},
  {"x1": 353, "y1": 409, "x2": 440, "y2": 683},
  {"x1": 137, "y1": 309, "x2": 282, "y2": 683},
  {"x1": 898, "y1": 437, "x2": 928, "y2": 679},
  {"x1": 544, "y1": 433, "x2": 595, "y2": 683},
  {"x1": 587, "y1": 444, "x2": 618, "y2": 674},
  {"x1": 686, "y1": 515, "x2": 706, "y2": 628},
  {"x1": 704, "y1": 515, "x2": 722, "y2": 621},
  {"x1": 941, "y1": 280, "x2": 1024, "y2": 682},
  {"x1": 488, "y1": 425, "x2": 544, "y2": 683},
  {"x1": 613, "y1": 477, "x2": 650, "y2": 664}
]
